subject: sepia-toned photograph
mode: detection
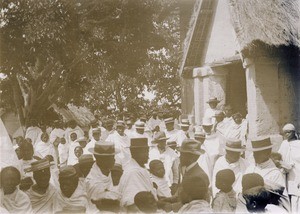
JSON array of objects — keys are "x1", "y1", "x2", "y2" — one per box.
[{"x1": 0, "y1": 0, "x2": 299, "y2": 213}]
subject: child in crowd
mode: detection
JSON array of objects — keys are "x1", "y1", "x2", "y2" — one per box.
[
  {"x1": 212, "y1": 169, "x2": 237, "y2": 212},
  {"x1": 149, "y1": 160, "x2": 171, "y2": 198},
  {"x1": 134, "y1": 191, "x2": 158, "y2": 213},
  {"x1": 73, "y1": 146, "x2": 83, "y2": 164}
]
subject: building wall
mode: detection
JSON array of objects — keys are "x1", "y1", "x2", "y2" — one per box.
[{"x1": 204, "y1": 0, "x2": 238, "y2": 64}]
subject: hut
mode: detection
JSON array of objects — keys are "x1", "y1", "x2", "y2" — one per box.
[{"x1": 179, "y1": 0, "x2": 300, "y2": 144}]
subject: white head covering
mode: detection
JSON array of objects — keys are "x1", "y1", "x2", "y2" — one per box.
[{"x1": 282, "y1": 123, "x2": 295, "y2": 131}]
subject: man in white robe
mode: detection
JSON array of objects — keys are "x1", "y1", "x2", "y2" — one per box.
[
  {"x1": 130, "y1": 121, "x2": 152, "y2": 145},
  {"x1": 34, "y1": 132, "x2": 55, "y2": 159},
  {"x1": 278, "y1": 123, "x2": 300, "y2": 213},
  {"x1": 164, "y1": 117, "x2": 187, "y2": 147},
  {"x1": 124, "y1": 119, "x2": 135, "y2": 138},
  {"x1": 53, "y1": 166, "x2": 88, "y2": 213},
  {"x1": 101, "y1": 119, "x2": 115, "y2": 141},
  {"x1": 1, "y1": 166, "x2": 33, "y2": 214},
  {"x1": 25, "y1": 120, "x2": 42, "y2": 146},
  {"x1": 49, "y1": 120, "x2": 65, "y2": 144},
  {"x1": 67, "y1": 137, "x2": 86, "y2": 165},
  {"x1": 204, "y1": 97, "x2": 220, "y2": 124},
  {"x1": 84, "y1": 127, "x2": 101, "y2": 155},
  {"x1": 212, "y1": 138, "x2": 248, "y2": 197},
  {"x1": 64, "y1": 120, "x2": 84, "y2": 144},
  {"x1": 119, "y1": 138, "x2": 156, "y2": 212},
  {"x1": 106, "y1": 120, "x2": 131, "y2": 167}
]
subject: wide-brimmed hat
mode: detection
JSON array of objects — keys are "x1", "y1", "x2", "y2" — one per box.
[
  {"x1": 250, "y1": 137, "x2": 274, "y2": 152},
  {"x1": 130, "y1": 138, "x2": 149, "y2": 148},
  {"x1": 135, "y1": 121, "x2": 145, "y2": 129},
  {"x1": 178, "y1": 119, "x2": 190, "y2": 127},
  {"x1": 164, "y1": 117, "x2": 174, "y2": 124},
  {"x1": 206, "y1": 97, "x2": 220, "y2": 104},
  {"x1": 88, "y1": 143, "x2": 119, "y2": 155},
  {"x1": 116, "y1": 120, "x2": 125, "y2": 128},
  {"x1": 24, "y1": 159, "x2": 54, "y2": 173},
  {"x1": 201, "y1": 117, "x2": 213, "y2": 126},
  {"x1": 225, "y1": 138, "x2": 245, "y2": 152},
  {"x1": 177, "y1": 139, "x2": 205, "y2": 155},
  {"x1": 152, "y1": 132, "x2": 169, "y2": 143}
]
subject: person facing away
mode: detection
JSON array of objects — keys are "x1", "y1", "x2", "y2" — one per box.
[
  {"x1": 149, "y1": 159, "x2": 172, "y2": 198},
  {"x1": 134, "y1": 191, "x2": 158, "y2": 213},
  {"x1": 212, "y1": 169, "x2": 237, "y2": 213}
]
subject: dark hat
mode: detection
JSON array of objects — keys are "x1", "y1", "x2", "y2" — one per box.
[
  {"x1": 178, "y1": 119, "x2": 190, "y2": 127},
  {"x1": 116, "y1": 120, "x2": 125, "y2": 128},
  {"x1": 78, "y1": 154, "x2": 94, "y2": 164},
  {"x1": 206, "y1": 97, "x2": 220, "y2": 103},
  {"x1": 250, "y1": 136, "x2": 274, "y2": 152},
  {"x1": 242, "y1": 173, "x2": 264, "y2": 193},
  {"x1": 152, "y1": 132, "x2": 169, "y2": 143},
  {"x1": 177, "y1": 139, "x2": 204, "y2": 155},
  {"x1": 88, "y1": 143, "x2": 119, "y2": 156},
  {"x1": 59, "y1": 166, "x2": 78, "y2": 178},
  {"x1": 130, "y1": 138, "x2": 149, "y2": 148},
  {"x1": 24, "y1": 159, "x2": 54, "y2": 173},
  {"x1": 225, "y1": 138, "x2": 245, "y2": 152}
]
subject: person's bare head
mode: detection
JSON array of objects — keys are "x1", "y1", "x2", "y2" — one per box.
[{"x1": 0, "y1": 166, "x2": 21, "y2": 195}]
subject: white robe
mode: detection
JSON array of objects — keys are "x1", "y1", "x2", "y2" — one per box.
[
  {"x1": 67, "y1": 141, "x2": 80, "y2": 165},
  {"x1": 65, "y1": 126, "x2": 84, "y2": 144},
  {"x1": 150, "y1": 174, "x2": 171, "y2": 198},
  {"x1": 1, "y1": 188, "x2": 33, "y2": 214},
  {"x1": 202, "y1": 133, "x2": 224, "y2": 167},
  {"x1": 25, "y1": 126, "x2": 42, "y2": 146},
  {"x1": 57, "y1": 141, "x2": 70, "y2": 167},
  {"x1": 49, "y1": 128, "x2": 65, "y2": 144},
  {"x1": 149, "y1": 147, "x2": 180, "y2": 186},
  {"x1": 106, "y1": 132, "x2": 131, "y2": 167},
  {"x1": 83, "y1": 138, "x2": 96, "y2": 155},
  {"x1": 178, "y1": 200, "x2": 213, "y2": 213},
  {"x1": 197, "y1": 152, "x2": 213, "y2": 184},
  {"x1": 34, "y1": 140, "x2": 55, "y2": 159},
  {"x1": 204, "y1": 108, "x2": 217, "y2": 124},
  {"x1": 118, "y1": 158, "x2": 156, "y2": 207},
  {"x1": 212, "y1": 156, "x2": 248, "y2": 197},
  {"x1": 26, "y1": 184, "x2": 56, "y2": 214},
  {"x1": 164, "y1": 129, "x2": 187, "y2": 147}
]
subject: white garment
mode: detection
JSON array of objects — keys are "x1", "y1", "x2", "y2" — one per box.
[
  {"x1": 204, "y1": 108, "x2": 217, "y2": 124},
  {"x1": 118, "y1": 158, "x2": 156, "y2": 207},
  {"x1": 58, "y1": 141, "x2": 70, "y2": 167},
  {"x1": 124, "y1": 128, "x2": 135, "y2": 139},
  {"x1": 212, "y1": 156, "x2": 248, "y2": 197},
  {"x1": 106, "y1": 132, "x2": 131, "y2": 167},
  {"x1": 83, "y1": 138, "x2": 96, "y2": 155},
  {"x1": 150, "y1": 174, "x2": 171, "y2": 198},
  {"x1": 34, "y1": 140, "x2": 54, "y2": 159},
  {"x1": 164, "y1": 129, "x2": 187, "y2": 147},
  {"x1": 65, "y1": 126, "x2": 84, "y2": 144},
  {"x1": 202, "y1": 133, "x2": 224, "y2": 166},
  {"x1": 178, "y1": 199, "x2": 213, "y2": 213},
  {"x1": 67, "y1": 141, "x2": 80, "y2": 165},
  {"x1": 197, "y1": 152, "x2": 213, "y2": 184},
  {"x1": 25, "y1": 126, "x2": 42, "y2": 145},
  {"x1": 49, "y1": 128, "x2": 65, "y2": 144},
  {"x1": 149, "y1": 147, "x2": 180, "y2": 186}
]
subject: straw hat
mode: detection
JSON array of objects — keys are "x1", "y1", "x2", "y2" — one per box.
[
  {"x1": 206, "y1": 97, "x2": 220, "y2": 104},
  {"x1": 135, "y1": 121, "x2": 145, "y2": 129},
  {"x1": 152, "y1": 132, "x2": 169, "y2": 143},
  {"x1": 225, "y1": 138, "x2": 245, "y2": 152},
  {"x1": 250, "y1": 137, "x2": 274, "y2": 152},
  {"x1": 88, "y1": 143, "x2": 119, "y2": 156},
  {"x1": 164, "y1": 117, "x2": 174, "y2": 124},
  {"x1": 24, "y1": 159, "x2": 54, "y2": 173},
  {"x1": 177, "y1": 139, "x2": 205, "y2": 155}
]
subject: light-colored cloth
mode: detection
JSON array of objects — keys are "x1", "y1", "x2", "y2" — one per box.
[
  {"x1": 150, "y1": 174, "x2": 171, "y2": 198},
  {"x1": 1, "y1": 188, "x2": 33, "y2": 214},
  {"x1": 119, "y1": 158, "x2": 156, "y2": 207},
  {"x1": 34, "y1": 140, "x2": 55, "y2": 159},
  {"x1": 101, "y1": 129, "x2": 115, "y2": 141},
  {"x1": 65, "y1": 126, "x2": 84, "y2": 144},
  {"x1": 106, "y1": 132, "x2": 131, "y2": 167},
  {"x1": 124, "y1": 128, "x2": 135, "y2": 139},
  {"x1": 20, "y1": 158, "x2": 36, "y2": 178},
  {"x1": 278, "y1": 139, "x2": 300, "y2": 213},
  {"x1": 197, "y1": 152, "x2": 213, "y2": 184},
  {"x1": 57, "y1": 141, "x2": 70, "y2": 167},
  {"x1": 204, "y1": 108, "x2": 217, "y2": 123},
  {"x1": 202, "y1": 133, "x2": 224, "y2": 166},
  {"x1": 67, "y1": 141, "x2": 80, "y2": 165},
  {"x1": 178, "y1": 199, "x2": 213, "y2": 213},
  {"x1": 25, "y1": 126, "x2": 43, "y2": 146},
  {"x1": 149, "y1": 147, "x2": 180, "y2": 186},
  {"x1": 49, "y1": 128, "x2": 65, "y2": 144},
  {"x1": 83, "y1": 139, "x2": 96, "y2": 155},
  {"x1": 212, "y1": 189, "x2": 237, "y2": 213},
  {"x1": 86, "y1": 163, "x2": 120, "y2": 200},
  {"x1": 26, "y1": 184, "x2": 56, "y2": 214},
  {"x1": 164, "y1": 129, "x2": 187, "y2": 147},
  {"x1": 212, "y1": 156, "x2": 248, "y2": 197},
  {"x1": 53, "y1": 179, "x2": 88, "y2": 213},
  {"x1": 265, "y1": 204, "x2": 289, "y2": 214}
]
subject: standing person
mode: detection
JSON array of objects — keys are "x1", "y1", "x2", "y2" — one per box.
[
  {"x1": 25, "y1": 159, "x2": 56, "y2": 214},
  {"x1": 278, "y1": 123, "x2": 300, "y2": 213},
  {"x1": 178, "y1": 118, "x2": 192, "y2": 138},
  {"x1": 124, "y1": 118, "x2": 135, "y2": 138},
  {"x1": 106, "y1": 120, "x2": 131, "y2": 167},
  {"x1": 65, "y1": 120, "x2": 84, "y2": 144},
  {"x1": 84, "y1": 127, "x2": 101, "y2": 155},
  {"x1": 147, "y1": 111, "x2": 161, "y2": 133},
  {"x1": 212, "y1": 138, "x2": 248, "y2": 196},
  {"x1": 131, "y1": 121, "x2": 152, "y2": 145},
  {"x1": 213, "y1": 110, "x2": 226, "y2": 134},
  {"x1": 25, "y1": 119, "x2": 42, "y2": 146},
  {"x1": 164, "y1": 117, "x2": 187, "y2": 147},
  {"x1": 223, "y1": 105, "x2": 233, "y2": 125},
  {"x1": 118, "y1": 138, "x2": 156, "y2": 212},
  {"x1": 1, "y1": 166, "x2": 33, "y2": 213},
  {"x1": 101, "y1": 119, "x2": 115, "y2": 141},
  {"x1": 49, "y1": 120, "x2": 65, "y2": 145},
  {"x1": 149, "y1": 132, "x2": 180, "y2": 193},
  {"x1": 85, "y1": 143, "x2": 120, "y2": 209},
  {"x1": 204, "y1": 97, "x2": 220, "y2": 123},
  {"x1": 53, "y1": 166, "x2": 88, "y2": 213},
  {"x1": 34, "y1": 132, "x2": 55, "y2": 160}
]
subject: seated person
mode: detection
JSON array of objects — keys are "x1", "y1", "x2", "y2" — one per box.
[
  {"x1": 149, "y1": 160, "x2": 171, "y2": 198},
  {"x1": 0, "y1": 166, "x2": 33, "y2": 213},
  {"x1": 134, "y1": 191, "x2": 158, "y2": 213},
  {"x1": 178, "y1": 176, "x2": 212, "y2": 213},
  {"x1": 212, "y1": 169, "x2": 237, "y2": 212},
  {"x1": 53, "y1": 166, "x2": 88, "y2": 213},
  {"x1": 73, "y1": 154, "x2": 94, "y2": 178}
]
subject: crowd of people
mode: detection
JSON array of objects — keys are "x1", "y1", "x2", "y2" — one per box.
[{"x1": 0, "y1": 97, "x2": 299, "y2": 213}]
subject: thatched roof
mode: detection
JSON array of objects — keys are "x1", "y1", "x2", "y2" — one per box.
[{"x1": 228, "y1": 0, "x2": 300, "y2": 53}]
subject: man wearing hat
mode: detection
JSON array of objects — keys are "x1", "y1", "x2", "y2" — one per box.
[
  {"x1": 178, "y1": 118, "x2": 193, "y2": 138},
  {"x1": 84, "y1": 127, "x2": 101, "y2": 155},
  {"x1": 25, "y1": 159, "x2": 56, "y2": 214},
  {"x1": 131, "y1": 121, "x2": 152, "y2": 144},
  {"x1": 149, "y1": 131, "x2": 180, "y2": 192},
  {"x1": 53, "y1": 166, "x2": 88, "y2": 213},
  {"x1": 101, "y1": 118, "x2": 115, "y2": 141},
  {"x1": 124, "y1": 118, "x2": 135, "y2": 138},
  {"x1": 119, "y1": 138, "x2": 156, "y2": 212},
  {"x1": 164, "y1": 117, "x2": 187, "y2": 147},
  {"x1": 204, "y1": 97, "x2": 220, "y2": 124},
  {"x1": 212, "y1": 138, "x2": 248, "y2": 197},
  {"x1": 106, "y1": 120, "x2": 131, "y2": 166},
  {"x1": 278, "y1": 123, "x2": 300, "y2": 213}
]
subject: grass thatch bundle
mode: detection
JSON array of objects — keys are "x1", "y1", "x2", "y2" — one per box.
[{"x1": 228, "y1": 0, "x2": 300, "y2": 54}]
